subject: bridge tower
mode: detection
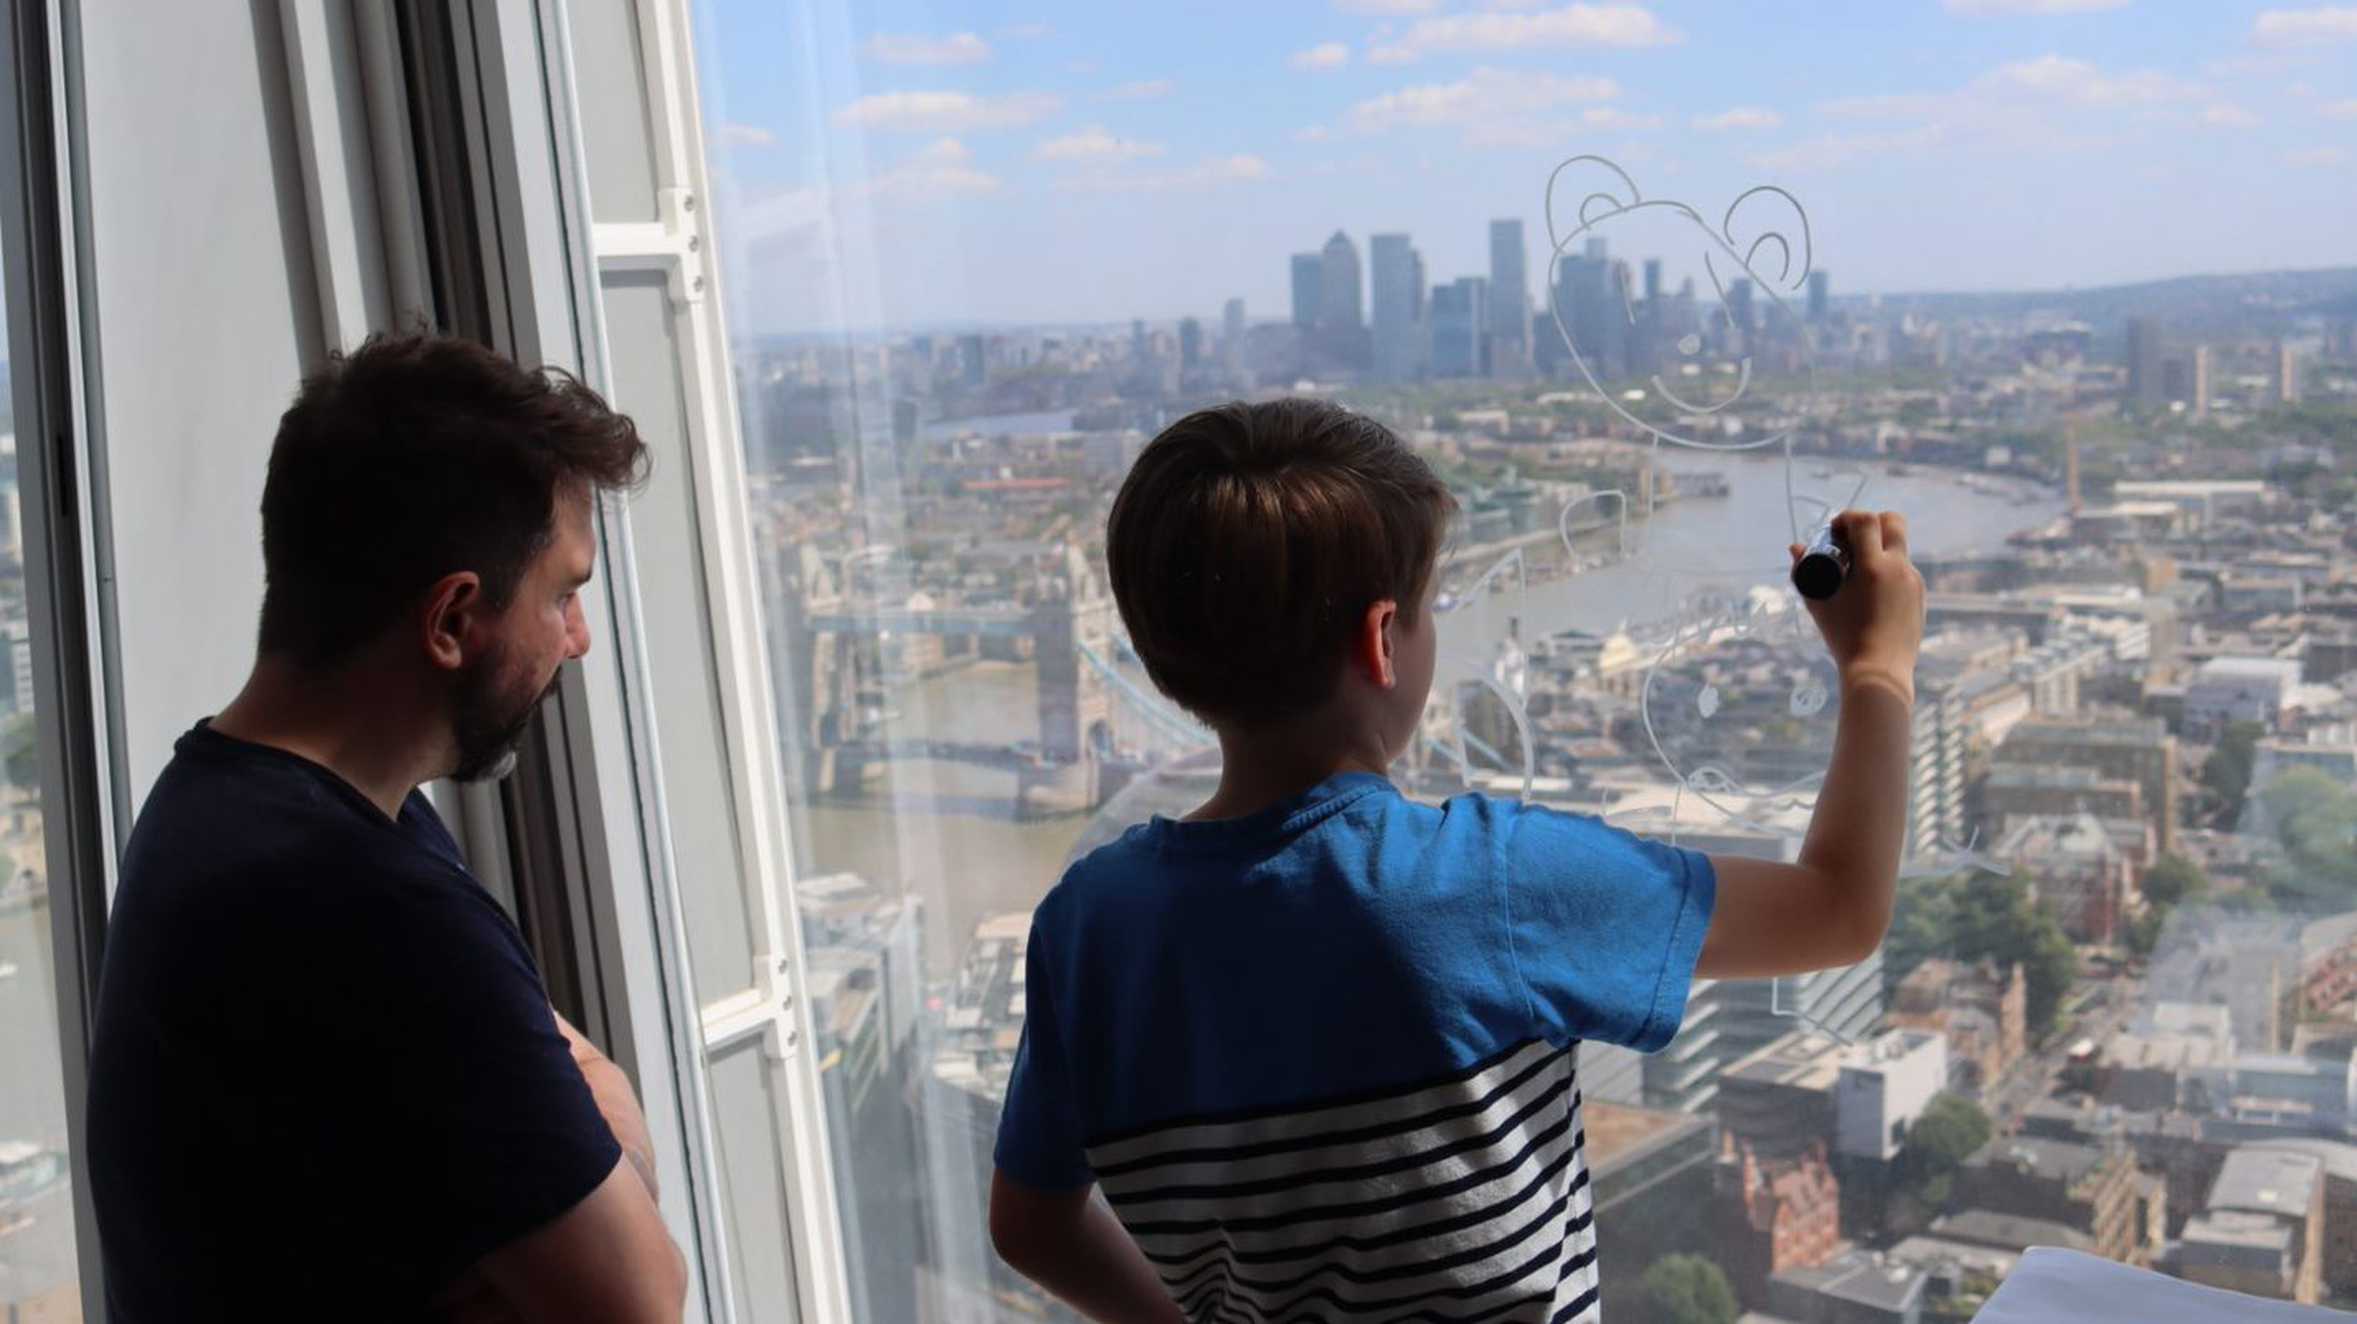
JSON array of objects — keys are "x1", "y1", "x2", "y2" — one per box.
[{"x1": 1030, "y1": 543, "x2": 1114, "y2": 769}]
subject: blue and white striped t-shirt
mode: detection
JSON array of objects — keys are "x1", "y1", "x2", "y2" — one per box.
[{"x1": 995, "y1": 772, "x2": 1717, "y2": 1323}]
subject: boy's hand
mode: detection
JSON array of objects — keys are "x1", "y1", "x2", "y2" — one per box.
[{"x1": 1790, "y1": 510, "x2": 1923, "y2": 703}]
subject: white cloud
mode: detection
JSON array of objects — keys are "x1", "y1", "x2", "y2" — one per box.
[
  {"x1": 998, "y1": 22, "x2": 1053, "y2": 39},
  {"x1": 1749, "y1": 125, "x2": 1944, "y2": 173},
  {"x1": 1290, "y1": 42, "x2": 1352, "y2": 71},
  {"x1": 1348, "y1": 66, "x2": 1620, "y2": 135},
  {"x1": 1335, "y1": 0, "x2": 1440, "y2": 12},
  {"x1": 867, "y1": 138, "x2": 1000, "y2": 202},
  {"x1": 1099, "y1": 78, "x2": 1176, "y2": 101},
  {"x1": 2255, "y1": 7, "x2": 2357, "y2": 43},
  {"x1": 1056, "y1": 154, "x2": 1271, "y2": 192},
  {"x1": 2202, "y1": 103, "x2": 2261, "y2": 127},
  {"x1": 1692, "y1": 106, "x2": 1782, "y2": 131},
  {"x1": 1367, "y1": 4, "x2": 1681, "y2": 64},
  {"x1": 1983, "y1": 54, "x2": 2201, "y2": 103},
  {"x1": 863, "y1": 32, "x2": 993, "y2": 66},
  {"x1": 1943, "y1": 0, "x2": 2129, "y2": 13},
  {"x1": 718, "y1": 122, "x2": 778, "y2": 148},
  {"x1": 2323, "y1": 98, "x2": 2357, "y2": 118},
  {"x1": 1789, "y1": 55, "x2": 2206, "y2": 168},
  {"x1": 1295, "y1": 124, "x2": 1335, "y2": 142},
  {"x1": 1032, "y1": 126, "x2": 1167, "y2": 163},
  {"x1": 1582, "y1": 106, "x2": 1662, "y2": 130},
  {"x1": 833, "y1": 90, "x2": 1060, "y2": 133},
  {"x1": 2286, "y1": 145, "x2": 2350, "y2": 165}
]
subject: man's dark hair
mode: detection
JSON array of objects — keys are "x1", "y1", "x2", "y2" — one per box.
[
  {"x1": 257, "y1": 333, "x2": 650, "y2": 668},
  {"x1": 1106, "y1": 399, "x2": 1454, "y2": 727}
]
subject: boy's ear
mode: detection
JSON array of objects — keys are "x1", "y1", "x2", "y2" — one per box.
[{"x1": 1358, "y1": 599, "x2": 1399, "y2": 690}]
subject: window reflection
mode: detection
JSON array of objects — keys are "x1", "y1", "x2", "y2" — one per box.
[
  {"x1": 0, "y1": 287, "x2": 79, "y2": 1319},
  {"x1": 684, "y1": 1, "x2": 2357, "y2": 1316}
]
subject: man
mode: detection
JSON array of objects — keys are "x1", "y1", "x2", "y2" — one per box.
[{"x1": 87, "y1": 334, "x2": 687, "y2": 1321}]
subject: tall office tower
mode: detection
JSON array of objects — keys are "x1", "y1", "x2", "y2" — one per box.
[
  {"x1": 1725, "y1": 277, "x2": 1756, "y2": 349},
  {"x1": 1556, "y1": 251, "x2": 1622, "y2": 379},
  {"x1": 1807, "y1": 270, "x2": 1829, "y2": 323},
  {"x1": 957, "y1": 333, "x2": 986, "y2": 388},
  {"x1": 1584, "y1": 236, "x2": 1606, "y2": 262},
  {"x1": 1178, "y1": 317, "x2": 1203, "y2": 374},
  {"x1": 1319, "y1": 231, "x2": 1363, "y2": 331},
  {"x1": 2192, "y1": 344, "x2": 2211, "y2": 419},
  {"x1": 2126, "y1": 316, "x2": 2164, "y2": 407},
  {"x1": 1289, "y1": 254, "x2": 1322, "y2": 328},
  {"x1": 1432, "y1": 276, "x2": 1489, "y2": 378},
  {"x1": 1643, "y1": 257, "x2": 1662, "y2": 305},
  {"x1": 1488, "y1": 219, "x2": 1531, "y2": 377},
  {"x1": 1131, "y1": 319, "x2": 1148, "y2": 363},
  {"x1": 2277, "y1": 341, "x2": 2301, "y2": 405},
  {"x1": 1221, "y1": 297, "x2": 1246, "y2": 375},
  {"x1": 1610, "y1": 258, "x2": 1644, "y2": 378},
  {"x1": 1370, "y1": 234, "x2": 1428, "y2": 383}
]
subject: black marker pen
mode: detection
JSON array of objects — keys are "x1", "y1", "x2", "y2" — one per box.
[{"x1": 1792, "y1": 521, "x2": 1850, "y2": 601}]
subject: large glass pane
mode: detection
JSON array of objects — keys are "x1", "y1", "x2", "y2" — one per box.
[
  {"x1": 680, "y1": 1, "x2": 2357, "y2": 1317},
  {"x1": 0, "y1": 277, "x2": 82, "y2": 1318}
]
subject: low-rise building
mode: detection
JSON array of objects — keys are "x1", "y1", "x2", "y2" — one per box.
[
  {"x1": 1995, "y1": 812, "x2": 2136, "y2": 943},
  {"x1": 2200, "y1": 1146, "x2": 2326, "y2": 1304},
  {"x1": 2247, "y1": 1138, "x2": 2357, "y2": 1299},
  {"x1": 2186, "y1": 656, "x2": 2303, "y2": 734},
  {"x1": 1995, "y1": 715, "x2": 2179, "y2": 853},
  {"x1": 1887, "y1": 960, "x2": 2027, "y2": 1093},
  {"x1": 1980, "y1": 764, "x2": 2143, "y2": 835},
  {"x1": 1958, "y1": 1136, "x2": 2149, "y2": 1265},
  {"x1": 1765, "y1": 1248, "x2": 1930, "y2": 1324},
  {"x1": 1715, "y1": 1135, "x2": 1844, "y2": 1310}
]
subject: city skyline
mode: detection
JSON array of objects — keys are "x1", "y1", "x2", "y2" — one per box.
[{"x1": 695, "y1": 0, "x2": 2357, "y2": 334}]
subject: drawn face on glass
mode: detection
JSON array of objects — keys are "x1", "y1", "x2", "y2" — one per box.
[{"x1": 1543, "y1": 156, "x2": 1814, "y2": 450}]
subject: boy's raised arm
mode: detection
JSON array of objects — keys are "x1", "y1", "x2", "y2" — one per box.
[{"x1": 1697, "y1": 510, "x2": 1924, "y2": 980}]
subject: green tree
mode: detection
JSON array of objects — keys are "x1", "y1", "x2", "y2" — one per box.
[
  {"x1": 1640, "y1": 1254, "x2": 1738, "y2": 1324},
  {"x1": 1883, "y1": 871, "x2": 2077, "y2": 1036},
  {"x1": 1901, "y1": 1094, "x2": 1993, "y2": 1183},
  {"x1": 2199, "y1": 721, "x2": 2265, "y2": 827},
  {"x1": 2250, "y1": 768, "x2": 2357, "y2": 904},
  {"x1": 2141, "y1": 853, "x2": 2209, "y2": 908},
  {"x1": 2126, "y1": 907, "x2": 2167, "y2": 958}
]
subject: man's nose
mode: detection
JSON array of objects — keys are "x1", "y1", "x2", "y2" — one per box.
[{"x1": 566, "y1": 599, "x2": 593, "y2": 660}]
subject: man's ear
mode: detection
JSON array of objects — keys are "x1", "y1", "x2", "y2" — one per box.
[
  {"x1": 1357, "y1": 598, "x2": 1400, "y2": 690},
  {"x1": 420, "y1": 571, "x2": 483, "y2": 674}
]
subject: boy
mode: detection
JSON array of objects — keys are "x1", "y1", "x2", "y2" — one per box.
[{"x1": 989, "y1": 399, "x2": 1923, "y2": 1323}]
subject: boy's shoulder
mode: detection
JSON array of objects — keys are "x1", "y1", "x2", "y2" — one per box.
[{"x1": 1037, "y1": 781, "x2": 1557, "y2": 925}]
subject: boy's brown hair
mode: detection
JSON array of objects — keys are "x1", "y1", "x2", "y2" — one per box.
[{"x1": 1106, "y1": 399, "x2": 1454, "y2": 727}]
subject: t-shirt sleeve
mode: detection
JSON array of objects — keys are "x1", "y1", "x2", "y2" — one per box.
[
  {"x1": 1496, "y1": 798, "x2": 1718, "y2": 1052},
  {"x1": 325, "y1": 871, "x2": 623, "y2": 1288},
  {"x1": 993, "y1": 919, "x2": 1093, "y2": 1189}
]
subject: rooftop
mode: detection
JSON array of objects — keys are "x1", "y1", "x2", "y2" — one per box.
[
  {"x1": 2004, "y1": 716, "x2": 2172, "y2": 748},
  {"x1": 2182, "y1": 1209, "x2": 2294, "y2": 1254},
  {"x1": 1772, "y1": 1249, "x2": 1930, "y2": 1312},
  {"x1": 1968, "y1": 1135, "x2": 2109, "y2": 1186},
  {"x1": 1722, "y1": 1031, "x2": 1845, "y2": 1091},
  {"x1": 1930, "y1": 1208, "x2": 2098, "y2": 1254},
  {"x1": 2193, "y1": 656, "x2": 2302, "y2": 683},
  {"x1": 2209, "y1": 1146, "x2": 2324, "y2": 1218}
]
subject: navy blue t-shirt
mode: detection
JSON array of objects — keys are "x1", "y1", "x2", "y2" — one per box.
[
  {"x1": 995, "y1": 773, "x2": 1716, "y2": 1323},
  {"x1": 87, "y1": 724, "x2": 622, "y2": 1320}
]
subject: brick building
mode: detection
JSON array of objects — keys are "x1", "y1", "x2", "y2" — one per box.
[
  {"x1": 1956, "y1": 1136, "x2": 2150, "y2": 1265},
  {"x1": 1714, "y1": 1134, "x2": 1843, "y2": 1309},
  {"x1": 1887, "y1": 959, "x2": 2027, "y2": 1092}
]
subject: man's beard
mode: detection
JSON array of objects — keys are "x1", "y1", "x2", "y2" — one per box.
[{"x1": 451, "y1": 649, "x2": 561, "y2": 783}]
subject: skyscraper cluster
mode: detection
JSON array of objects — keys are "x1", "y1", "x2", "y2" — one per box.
[{"x1": 1281, "y1": 220, "x2": 1833, "y2": 385}]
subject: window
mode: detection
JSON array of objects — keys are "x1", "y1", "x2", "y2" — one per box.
[
  {"x1": 0, "y1": 61, "x2": 87, "y2": 1324},
  {"x1": 599, "y1": 0, "x2": 2357, "y2": 1317}
]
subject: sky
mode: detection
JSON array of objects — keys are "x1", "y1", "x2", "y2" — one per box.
[{"x1": 686, "y1": 0, "x2": 2357, "y2": 333}]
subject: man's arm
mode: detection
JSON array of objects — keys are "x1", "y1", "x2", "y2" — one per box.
[
  {"x1": 459, "y1": 1159, "x2": 688, "y2": 1324},
  {"x1": 552, "y1": 1010, "x2": 659, "y2": 1201},
  {"x1": 1697, "y1": 511, "x2": 1923, "y2": 980},
  {"x1": 990, "y1": 1170, "x2": 1186, "y2": 1324}
]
